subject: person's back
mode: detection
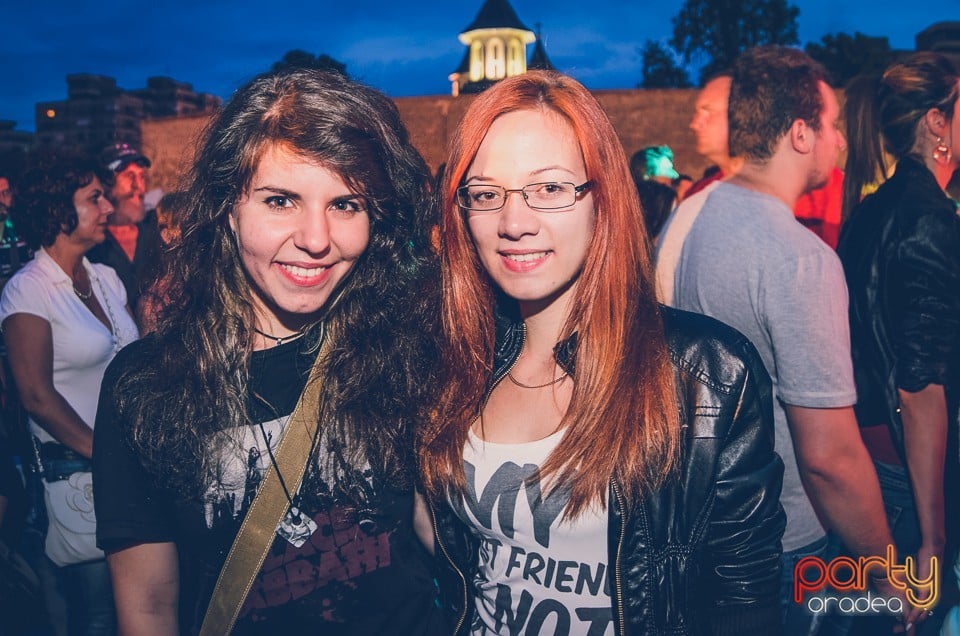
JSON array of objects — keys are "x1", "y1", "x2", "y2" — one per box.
[
  {"x1": 676, "y1": 179, "x2": 853, "y2": 553},
  {"x1": 670, "y1": 44, "x2": 915, "y2": 632}
]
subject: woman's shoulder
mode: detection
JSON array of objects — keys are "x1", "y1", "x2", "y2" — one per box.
[
  {"x1": 659, "y1": 305, "x2": 770, "y2": 392},
  {"x1": 873, "y1": 160, "x2": 959, "y2": 224},
  {"x1": 103, "y1": 333, "x2": 163, "y2": 389},
  {"x1": 3, "y1": 256, "x2": 50, "y2": 289},
  {"x1": 0, "y1": 258, "x2": 55, "y2": 317}
]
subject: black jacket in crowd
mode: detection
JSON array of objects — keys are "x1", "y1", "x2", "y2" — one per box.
[
  {"x1": 428, "y1": 306, "x2": 786, "y2": 636},
  {"x1": 838, "y1": 155, "x2": 960, "y2": 453},
  {"x1": 87, "y1": 211, "x2": 162, "y2": 311}
]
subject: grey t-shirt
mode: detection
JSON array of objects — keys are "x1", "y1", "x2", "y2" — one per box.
[{"x1": 674, "y1": 182, "x2": 856, "y2": 552}]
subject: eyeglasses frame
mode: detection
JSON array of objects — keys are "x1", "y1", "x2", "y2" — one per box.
[{"x1": 457, "y1": 180, "x2": 593, "y2": 213}]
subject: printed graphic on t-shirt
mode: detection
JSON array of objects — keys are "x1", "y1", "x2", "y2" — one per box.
[
  {"x1": 202, "y1": 416, "x2": 394, "y2": 626},
  {"x1": 240, "y1": 504, "x2": 393, "y2": 622},
  {"x1": 203, "y1": 415, "x2": 287, "y2": 528},
  {"x1": 454, "y1": 435, "x2": 613, "y2": 636}
]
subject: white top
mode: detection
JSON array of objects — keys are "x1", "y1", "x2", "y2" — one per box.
[
  {"x1": 0, "y1": 248, "x2": 139, "y2": 442},
  {"x1": 456, "y1": 428, "x2": 613, "y2": 636}
]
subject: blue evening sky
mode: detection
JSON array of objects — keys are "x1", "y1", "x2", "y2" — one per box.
[{"x1": 2, "y1": 0, "x2": 952, "y2": 131}]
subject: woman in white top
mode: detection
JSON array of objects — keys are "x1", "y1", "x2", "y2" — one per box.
[{"x1": 0, "y1": 154, "x2": 139, "y2": 635}]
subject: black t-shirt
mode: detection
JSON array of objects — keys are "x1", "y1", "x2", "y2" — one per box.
[{"x1": 94, "y1": 336, "x2": 445, "y2": 635}]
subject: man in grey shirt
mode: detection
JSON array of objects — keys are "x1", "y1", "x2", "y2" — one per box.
[{"x1": 673, "y1": 46, "x2": 913, "y2": 633}]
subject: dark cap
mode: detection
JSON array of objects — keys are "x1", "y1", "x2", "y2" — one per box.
[{"x1": 100, "y1": 142, "x2": 151, "y2": 173}]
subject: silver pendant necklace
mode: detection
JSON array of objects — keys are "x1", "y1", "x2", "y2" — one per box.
[
  {"x1": 257, "y1": 419, "x2": 319, "y2": 547},
  {"x1": 253, "y1": 326, "x2": 306, "y2": 347}
]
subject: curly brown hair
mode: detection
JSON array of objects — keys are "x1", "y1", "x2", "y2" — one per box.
[
  {"x1": 12, "y1": 154, "x2": 102, "y2": 249},
  {"x1": 111, "y1": 68, "x2": 441, "y2": 502}
]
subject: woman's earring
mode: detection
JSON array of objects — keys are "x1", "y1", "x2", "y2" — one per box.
[{"x1": 933, "y1": 136, "x2": 953, "y2": 165}]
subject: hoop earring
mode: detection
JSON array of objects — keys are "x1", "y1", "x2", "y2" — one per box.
[{"x1": 933, "y1": 136, "x2": 953, "y2": 165}]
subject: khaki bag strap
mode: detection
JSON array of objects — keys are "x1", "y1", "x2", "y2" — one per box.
[{"x1": 199, "y1": 339, "x2": 328, "y2": 635}]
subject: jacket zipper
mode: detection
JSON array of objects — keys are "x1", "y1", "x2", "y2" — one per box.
[
  {"x1": 437, "y1": 324, "x2": 526, "y2": 633},
  {"x1": 611, "y1": 478, "x2": 627, "y2": 636},
  {"x1": 480, "y1": 323, "x2": 526, "y2": 407},
  {"x1": 428, "y1": 497, "x2": 469, "y2": 634}
]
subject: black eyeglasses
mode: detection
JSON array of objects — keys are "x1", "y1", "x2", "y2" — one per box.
[{"x1": 457, "y1": 181, "x2": 592, "y2": 213}]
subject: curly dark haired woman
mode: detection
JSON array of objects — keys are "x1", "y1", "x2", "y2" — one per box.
[
  {"x1": 92, "y1": 68, "x2": 444, "y2": 634},
  {"x1": 1, "y1": 153, "x2": 139, "y2": 634}
]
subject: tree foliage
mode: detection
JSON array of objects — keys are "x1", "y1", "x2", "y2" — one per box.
[
  {"x1": 805, "y1": 32, "x2": 895, "y2": 87},
  {"x1": 670, "y1": 0, "x2": 800, "y2": 85},
  {"x1": 639, "y1": 40, "x2": 692, "y2": 88},
  {"x1": 272, "y1": 50, "x2": 348, "y2": 76}
]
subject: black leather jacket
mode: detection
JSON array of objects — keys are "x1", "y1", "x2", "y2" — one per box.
[
  {"x1": 837, "y1": 156, "x2": 960, "y2": 450},
  {"x1": 428, "y1": 306, "x2": 785, "y2": 635}
]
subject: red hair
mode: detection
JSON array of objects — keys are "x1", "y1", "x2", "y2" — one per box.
[{"x1": 421, "y1": 71, "x2": 680, "y2": 517}]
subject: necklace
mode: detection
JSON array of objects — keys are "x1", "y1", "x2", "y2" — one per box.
[
  {"x1": 253, "y1": 326, "x2": 305, "y2": 347},
  {"x1": 94, "y1": 276, "x2": 123, "y2": 352},
  {"x1": 507, "y1": 369, "x2": 569, "y2": 389},
  {"x1": 72, "y1": 265, "x2": 93, "y2": 300},
  {"x1": 257, "y1": 417, "x2": 320, "y2": 547},
  {"x1": 73, "y1": 283, "x2": 93, "y2": 300}
]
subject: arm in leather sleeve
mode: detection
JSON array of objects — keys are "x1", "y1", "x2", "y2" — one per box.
[
  {"x1": 705, "y1": 337, "x2": 786, "y2": 636},
  {"x1": 891, "y1": 213, "x2": 957, "y2": 574},
  {"x1": 893, "y1": 212, "x2": 960, "y2": 392}
]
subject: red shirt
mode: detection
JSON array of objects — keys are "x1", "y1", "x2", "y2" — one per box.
[{"x1": 794, "y1": 167, "x2": 844, "y2": 250}]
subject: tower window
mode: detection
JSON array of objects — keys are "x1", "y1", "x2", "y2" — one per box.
[
  {"x1": 508, "y1": 39, "x2": 526, "y2": 76},
  {"x1": 470, "y1": 41, "x2": 485, "y2": 82},
  {"x1": 485, "y1": 38, "x2": 505, "y2": 80}
]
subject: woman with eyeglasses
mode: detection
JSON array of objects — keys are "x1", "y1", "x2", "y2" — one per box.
[{"x1": 419, "y1": 71, "x2": 785, "y2": 635}]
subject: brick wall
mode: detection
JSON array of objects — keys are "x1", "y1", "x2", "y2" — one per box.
[{"x1": 142, "y1": 88, "x2": 721, "y2": 191}]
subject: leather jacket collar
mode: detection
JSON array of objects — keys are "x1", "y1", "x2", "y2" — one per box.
[{"x1": 493, "y1": 308, "x2": 577, "y2": 378}]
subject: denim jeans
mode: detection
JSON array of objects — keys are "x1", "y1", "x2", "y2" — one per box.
[
  {"x1": 781, "y1": 534, "x2": 829, "y2": 636},
  {"x1": 847, "y1": 461, "x2": 942, "y2": 636},
  {"x1": 59, "y1": 559, "x2": 116, "y2": 636},
  {"x1": 41, "y1": 457, "x2": 116, "y2": 636}
]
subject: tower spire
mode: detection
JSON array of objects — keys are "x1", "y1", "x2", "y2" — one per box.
[{"x1": 448, "y1": 0, "x2": 536, "y2": 96}]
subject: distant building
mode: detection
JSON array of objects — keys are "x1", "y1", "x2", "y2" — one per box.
[
  {"x1": 916, "y1": 21, "x2": 960, "y2": 69},
  {"x1": 130, "y1": 76, "x2": 222, "y2": 119},
  {"x1": 35, "y1": 73, "x2": 219, "y2": 152},
  {"x1": 449, "y1": 0, "x2": 554, "y2": 96},
  {"x1": 0, "y1": 121, "x2": 33, "y2": 156}
]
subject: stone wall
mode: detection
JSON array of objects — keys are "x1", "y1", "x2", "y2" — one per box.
[
  {"x1": 141, "y1": 88, "x2": 716, "y2": 191},
  {"x1": 141, "y1": 114, "x2": 209, "y2": 193},
  {"x1": 392, "y1": 89, "x2": 709, "y2": 179}
]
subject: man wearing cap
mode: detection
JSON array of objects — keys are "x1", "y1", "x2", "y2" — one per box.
[{"x1": 88, "y1": 143, "x2": 162, "y2": 313}]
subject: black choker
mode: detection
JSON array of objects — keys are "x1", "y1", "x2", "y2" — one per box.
[{"x1": 253, "y1": 326, "x2": 305, "y2": 347}]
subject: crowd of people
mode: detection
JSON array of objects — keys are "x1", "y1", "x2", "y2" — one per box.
[{"x1": 0, "y1": 44, "x2": 956, "y2": 636}]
